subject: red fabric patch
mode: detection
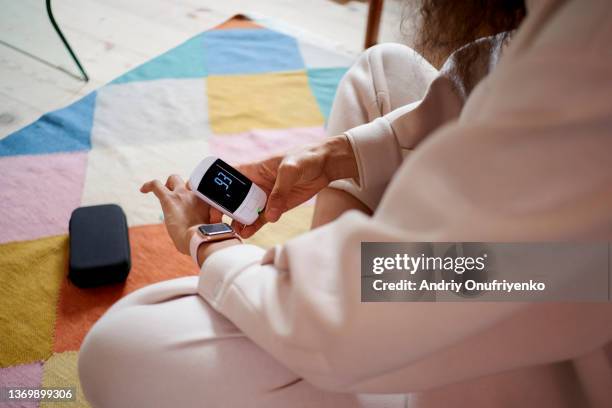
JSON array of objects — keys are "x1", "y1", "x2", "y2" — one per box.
[{"x1": 213, "y1": 14, "x2": 263, "y2": 30}]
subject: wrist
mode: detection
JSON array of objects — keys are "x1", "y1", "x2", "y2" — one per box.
[
  {"x1": 188, "y1": 224, "x2": 243, "y2": 267},
  {"x1": 196, "y1": 238, "x2": 242, "y2": 267},
  {"x1": 185, "y1": 225, "x2": 200, "y2": 255},
  {"x1": 323, "y1": 135, "x2": 358, "y2": 181}
]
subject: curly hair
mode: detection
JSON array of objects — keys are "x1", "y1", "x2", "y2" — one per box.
[{"x1": 405, "y1": 0, "x2": 526, "y2": 67}]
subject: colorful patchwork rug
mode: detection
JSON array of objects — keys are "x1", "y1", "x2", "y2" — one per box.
[{"x1": 0, "y1": 15, "x2": 353, "y2": 407}]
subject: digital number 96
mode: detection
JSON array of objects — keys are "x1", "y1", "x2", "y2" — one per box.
[{"x1": 214, "y1": 172, "x2": 232, "y2": 190}]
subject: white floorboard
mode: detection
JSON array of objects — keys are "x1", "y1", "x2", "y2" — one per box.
[{"x1": 0, "y1": 0, "x2": 407, "y2": 138}]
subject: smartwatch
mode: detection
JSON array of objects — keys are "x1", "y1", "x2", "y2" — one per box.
[{"x1": 189, "y1": 223, "x2": 241, "y2": 265}]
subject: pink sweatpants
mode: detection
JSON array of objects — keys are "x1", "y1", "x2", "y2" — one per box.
[{"x1": 78, "y1": 43, "x2": 436, "y2": 408}]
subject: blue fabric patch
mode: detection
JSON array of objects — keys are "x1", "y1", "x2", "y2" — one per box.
[
  {"x1": 203, "y1": 29, "x2": 304, "y2": 75},
  {"x1": 112, "y1": 35, "x2": 207, "y2": 84},
  {"x1": 307, "y1": 68, "x2": 348, "y2": 120},
  {"x1": 0, "y1": 92, "x2": 97, "y2": 156}
]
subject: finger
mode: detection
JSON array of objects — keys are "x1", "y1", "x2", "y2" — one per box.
[
  {"x1": 240, "y1": 217, "x2": 267, "y2": 239},
  {"x1": 209, "y1": 207, "x2": 224, "y2": 224},
  {"x1": 266, "y1": 160, "x2": 300, "y2": 222},
  {"x1": 141, "y1": 180, "x2": 170, "y2": 202},
  {"x1": 185, "y1": 180, "x2": 193, "y2": 191},
  {"x1": 230, "y1": 220, "x2": 245, "y2": 232},
  {"x1": 165, "y1": 174, "x2": 184, "y2": 191},
  {"x1": 233, "y1": 215, "x2": 266, "y2": 239},
  {"x1": 245, "y1": 156, "x2": 282, "y2": 191}
]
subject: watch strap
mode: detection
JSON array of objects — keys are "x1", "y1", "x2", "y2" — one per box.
[{"x1": 189, "y1": 225, "x2": 240, "y2": 265}]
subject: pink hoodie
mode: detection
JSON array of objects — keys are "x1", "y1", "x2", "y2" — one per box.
[{"x1": 197, "y1": 1, "x2": 612, "y2": 406}]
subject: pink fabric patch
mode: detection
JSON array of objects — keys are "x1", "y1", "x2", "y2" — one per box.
[
  {"x1": 0, "y1": 152, "x2": 87, "y2": 244},
  {"x1": 0, "y1": 362, "x2": 43, "y2": 408},
  {"x1": 209, "y1": 126, "x2": 327, "y2": 165}
]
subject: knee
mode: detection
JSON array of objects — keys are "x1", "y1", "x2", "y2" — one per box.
[
  {"x1": 78, "y1": 307, "x2": 142, "y2": 408},
  {"x1": 77, "y1": 278, "x2": 280, "y2": 408},
  {"x1": 78, "y1": 295, "x2": 200, "y2": 407},
  {"x1": 77, "y1": 304, "x2": 298, "y2": 408},
  {"x1": 362, "y1": 42, "x2": 412, "y2": 60},
  {"x1": 356, "y1": 43, "x2": 434, "y2": 75},
  {"x1": 343, "y1": 43, "x2": 438, "y2": 111}
]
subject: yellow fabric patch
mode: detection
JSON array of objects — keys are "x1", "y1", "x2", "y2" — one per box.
[
  {"x1": 0, "y1": 236, "x2": 66, "y2": 367},
  {"x1": 246, "y1": 205, "x2": 314, "y2": 248},
  {"x1": 41, "y1": 351, "x2": 89, "y2": 408},
  {"x1": 207, "y1": 71, "x2": 325, "y2": 134}
]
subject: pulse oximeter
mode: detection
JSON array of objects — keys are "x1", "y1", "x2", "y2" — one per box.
[{"x1": 189, "y1": 156, "x2": 267, "y2": 225}]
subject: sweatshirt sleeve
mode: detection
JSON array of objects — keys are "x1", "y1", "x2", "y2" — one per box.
[
  {"x1": 330, "y1": 73, "x2": 465, "y2": 211},
  {"x1": 197, "y1": 210, "x2": 612, "y2": 393},
  {"x1": 330, "y1": 33, "x2": 507, "y2": 211}
]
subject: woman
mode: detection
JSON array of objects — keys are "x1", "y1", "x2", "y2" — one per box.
[{"x1": 79, "y1": 0, "x2": 612, "y2": 406}]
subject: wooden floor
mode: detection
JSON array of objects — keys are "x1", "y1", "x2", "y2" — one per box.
[{"x1": 0, "y1": 0, "x2": 406, "y2": 138}]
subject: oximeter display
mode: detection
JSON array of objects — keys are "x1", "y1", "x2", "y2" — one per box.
[
  {"x1": 190, "y1": 155, "x2": 267, "y2": 225},
  {"x1": 197, "y1": 159, "x2": 252, "y2": 213}
]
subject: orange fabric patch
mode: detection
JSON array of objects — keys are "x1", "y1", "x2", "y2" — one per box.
[
  {"x1": 53, "y1": 224, "x2": 198, "y2": 353},
  {"x1": 213, "y1": 15, "x2": 263, "y2": 30}
]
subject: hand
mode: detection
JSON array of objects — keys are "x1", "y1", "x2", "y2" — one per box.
[
  {"x1": 141, "y1": 174, "x2": 211, "y2": 255},
  {"x1": 213, "y1": 135, "x2": 358, "y2": 238}
]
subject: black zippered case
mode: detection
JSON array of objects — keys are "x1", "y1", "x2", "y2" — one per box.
[{"x1": 68, "y1": 204, "x2": 131, "y2": 287}]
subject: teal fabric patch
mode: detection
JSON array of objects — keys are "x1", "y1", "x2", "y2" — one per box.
[
  {"x1": 112, "y1": 35, "x2": 207, "y2": 84},
  {"x1": 307, "y1": 68, "x2": 348, "y2": 121},
  {"x1": 0, "y1": 92, "x2": 97, "y2": 156}
]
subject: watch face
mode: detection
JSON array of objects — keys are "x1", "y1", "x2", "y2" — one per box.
[
  {"x1": 197, "y1": 159, "x2": 252, "y2": 213},
  {"x1": 199, "y1": 223, "x2": 233, "y2": 236}
]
